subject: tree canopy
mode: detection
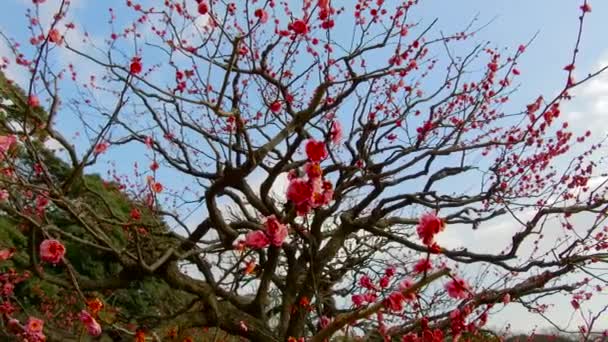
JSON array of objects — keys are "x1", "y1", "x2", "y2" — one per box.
[{"x1": 0, "y1": 0, "x2": 607, "y2": 341}]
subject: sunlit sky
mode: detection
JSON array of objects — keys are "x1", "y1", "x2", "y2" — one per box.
[{"x1": 2, "y1": 0, "x2": 608, "y2": 335}]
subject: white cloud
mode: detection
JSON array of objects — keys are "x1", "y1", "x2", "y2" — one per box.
[{"x1": 565, "y1": 54, "x2": 608, "y2": 137}]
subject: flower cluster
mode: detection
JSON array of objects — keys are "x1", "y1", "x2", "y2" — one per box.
[
  {"x1": 245, "y1": 215, "x2": 288, "y2": 249},
  {"x1": 445, "y1": 276, "x2": 470, "y2": 299},
  {"x1": 416, "y1": 212, "x2": 445, "y2": 250},
  {"x1": 286, "y1": 139, "x2": 334, "y2": 215},
  {"x1": 352, "y1": 266, "x2": 418, "y2": 314},
  {"x1": 402, "y1": 317, "x2": 444, "y2": 342}
]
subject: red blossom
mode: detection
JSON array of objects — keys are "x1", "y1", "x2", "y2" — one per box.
[
  {"x1": 305, "y1": 139, "x2": 328, "y2": 162},
  {"x1": 359, "y1": 275, "x2": 376, "y2": 290},
  {"x1": 198, "y1": 2, "x2": 209, "y2": 15},
  {"x1": 254, "y1": 8, "x2": 268, "y2": 24},
  {"x1": 413, "y1": 258, "x2": 432, "y2": 274},
  {"x1": 290, "y1": 19, "x2": 309, "y2": 35},
  {"x1": 445, "y1": 277, "x2": 470, "y2": 299},
  {"x1": 48, "y1": 29, "x2": 62, "y2": 44},
  {"x1": 269, "y1": 100, "x2": 282, "y2": 113},
  {"x1": 28, "y1": 95, "x2": 40, "y2": 108},
  {"x1": 385, "y1": 291, "x2": 405, "y2": 312},
  {"x1": 94, "y1": 142, "x2": 109, "y2": 155},
  {"x1": 286, "y1": 178, "x2": 313, "y2": 205},
  {"x1": 304, "y1": 162, "x2": 323, "y2": 179},
  {"x1": 130, "y1": 208, "x2": 141, "y2": 220},
  {"x1": 580, "y1": 2, "x2": 592, "y2": 13},
  {"x1": 416, "y1": 212, "x2": 445, "y2": 246},
  {"x1": 130, "y1": 57, "x2": 142, "y2": 74}
]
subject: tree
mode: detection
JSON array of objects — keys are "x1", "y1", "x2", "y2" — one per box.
[{"x1": 0, "y1": 0, "x2": 606, "y2": 341}]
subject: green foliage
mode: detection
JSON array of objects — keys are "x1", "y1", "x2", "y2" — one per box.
[{"x1": 0, "y1": 72, "x2": 194, "y2": 338}]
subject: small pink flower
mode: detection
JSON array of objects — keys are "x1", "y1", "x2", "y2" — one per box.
[
  {"x1": 0, "y1": 135, "x2": 16, "y2": 158},
  {"x1": 79, "y1": 310, "x2": 102, "y2": 336},
  {"x1": 379, "y1": 276, "x2": 390, "y2": 288},
  {"x1": 359, "y1": 275, "x2": 376, "y2": 290},
  {"x1": 48, "y1": 29, "x2": 62, "y2": 44},
  {"x1": 94, "y1": 142, "x2": 108, "y2": 155},
  {"x1": 265, "y1": 215, "x2": 288, "y2": 246},
  {"x1": 254, "y1": 8, "x2": 268, "y2": 23},
  {"x1": 503, "y1": 293, "x2": 511, "y2": 304},
  {"x1": 413, "y1": 258, "x2": 432, "y2": 274},
  {"x1": 144, "y1": 136, "x2": 153, "y2": 148},
  {"x1": 26, "y1": 317, "x2": 44, "y2": 333},
  {"x1": 445, "y1": 277, "x2": 470, "y2": 299},
  {"x1": 239, "y1": 320, "x2": 248, "y2": 332},
  {"x1": 39, "y1": 239, "x2": 66, "y2": 264},
  {"x1": 245, "y1": 230, "x2": 270, "y2": 249},
  {"x1": 0, "y1": 247, "x2": 15, "y2": 261},
  {"x1": 352, "y1": 294, "x2": 364, "y2": 307},
  {"x1": 198, "y1": 1, "x2": 209, "y2": 14},
  {"x1": 330, "y1": 120, "x2": 342, "y2": 144},
  {"x1": 320, "y1": 316, "x2": 330, "y2": 328}
]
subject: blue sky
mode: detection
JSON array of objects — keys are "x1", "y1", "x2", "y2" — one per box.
[{"x1": 2, "y1": 0, "x2": 608, "y2": 335}]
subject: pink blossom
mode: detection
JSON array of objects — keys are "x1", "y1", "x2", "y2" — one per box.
[
  {"x1": 94, "y1": 142, "x2": 108, "y2": 155},
  {"x1": 385, "y1": 291, "x2": 405, "y2": 312},
  {"x1": 265, "y1": 215, "x2": 288, "y2": 246},
  {"x1": 23, "y1": 317, "x2": 46, "y2": 342},
  {"x1": 413, "y1": 258, "x2": 432, "y2": 274},
  {"x1": 244, "y1": 230, "x2": 270, "y2": 249},
  {"x1": 48, "y1": 29, "x2": 62, "y2": 44},
  {"x1": 26, "y1": 317, "x2": 44, "y2": 333},
  {"x1": 445, "y1": 277, "x2": 470, "y2": 299},
  {"x1": 0, "y1": 135, "x2": 16, "y2": 159},
  {"x1": 254, "y1": 8, "x2": 268, "y2": 23},
  {"x1": 399, "y1": 278, "x2": 416, "y2": 302},
  {"x1": 320, "y1": 316, "x2": 330, "y2": 328},
  {"x1": 351, "y1": 294, "x2": 364, "y2": 307},
  {"x1": 359, "y1": 275, "x2": 376, "y2": 290},
  {"x1": 0, "y1": 247, "x2": 15, "y2": 261},
  {"x1": 330, "y1": 120, "x2": 342, "y2": 144},
  {"x1": 39, "y1": 239, "x2": 66, "y2": 264},
  {"x1": 79, "y1": 310, "x2": 102, "y2": 336},
  {"x1": 379, "y1": 276, "x2": 390, "y2": 288}
]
